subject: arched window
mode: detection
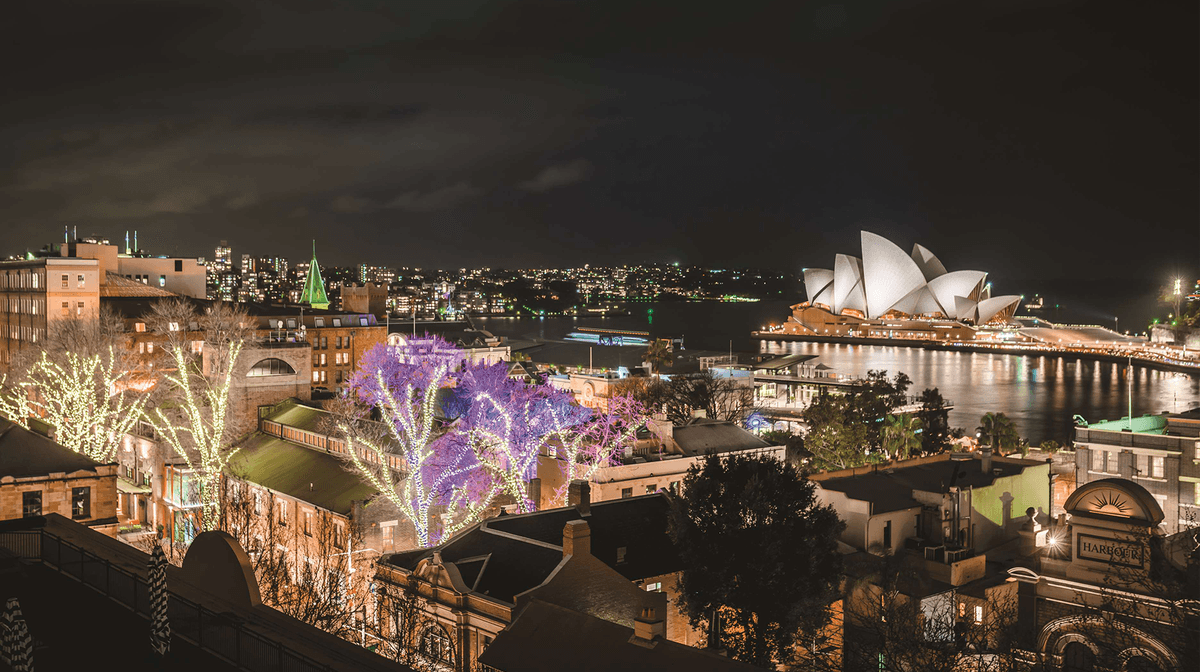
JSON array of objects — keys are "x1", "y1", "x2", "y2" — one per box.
[
  {"x1": 1062, "y1": 642, "x2": 1095, "y2": 672},
  {"x1": 419, "y1": 625, "x2": 453, "y2": 664},
  {"x1": 247, "y1": 358, "x2": 296, "y2": 377}
]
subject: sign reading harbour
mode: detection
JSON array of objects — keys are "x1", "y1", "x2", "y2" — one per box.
[{"x1": 1077, "y1": 533, "x2": 1144, "y2": 568}]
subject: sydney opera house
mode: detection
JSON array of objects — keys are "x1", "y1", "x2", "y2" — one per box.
[{"x1": 781, "y1": 232, "x2": 1020, "y2": 341}]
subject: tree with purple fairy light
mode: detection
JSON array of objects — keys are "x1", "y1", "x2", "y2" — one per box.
[{"x1": 332, "y1": 336, "x2": 648, "y2": 546}]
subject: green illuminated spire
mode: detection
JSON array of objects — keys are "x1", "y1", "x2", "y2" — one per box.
[{"x1": 300, "y1": 240, "x2": 329, "y2": 310}]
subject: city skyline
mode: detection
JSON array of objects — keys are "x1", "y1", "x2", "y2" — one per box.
[{"x1": 2, "y1": 1, "x2": 1196, "y2": 285}]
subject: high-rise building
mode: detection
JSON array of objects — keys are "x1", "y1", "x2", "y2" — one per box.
[{"x1": 208, "y1": 241, "x2": 236, "y2": 301}]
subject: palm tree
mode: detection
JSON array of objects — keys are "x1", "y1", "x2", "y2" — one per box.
[
  {"x1": 882, "y1": 414, "x2": 923, "y2": 461},
  {"x1": 643, "y1": 340, "x2": 673, "y2": 375},
  {"x1": 977, "y1": 412, "x2": 1019, "y2": 452}
]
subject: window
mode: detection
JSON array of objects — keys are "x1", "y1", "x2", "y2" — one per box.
[
  {"x1": 314, "y1": 317, "x2": 324, "y2": 327},
  {"x1": 159, "y1": 275, "x2": 167, "y2": 287},
  {"x1": 616, "y1": 546, "x2": 627, "y2": 563},
  {"x1": 668, "y1": 481, "x2": 681, "y2": 496},
  {"x1": 77, "y1": 274, "x2": 85, "y2": 288},
  {"x1": 645, "y1": 485, "x2": 656, "y2": 495},
  {"x1": 168, "y1": 322, "x2": 180, "y2": 332},
  {"x1": 1195, "y1": 482, "x2": 1200, "y2": 505},
  {"x1": 247, "y1": 358, "x2": 296, "y2": 377},
  {"x1": 304, "y1": 510, "x2": 314, "y2": 536},
  {"x1": 320, "y1": 337, "x2": 328, "y2": 349},
  {"x1": 332, "y1": 318, "x2": 342, "y2": 327},
  {"x1": 31, "y1": 273, "x2": 38, "y2": 289},
  {"x1": 72, "y1": 487, "x2": 91, "y2": 519},
  {"x1": 1149, "y1": 455, "x2": 1164, "y2": 479},
  {"x1": 336, "y1": 336, "x2": 343, "y2": 349},
  {"x1": 382, "y1": 521, "x2": 396, "y2": 550},
  {"x1": 76, "y1": 301, "x2": 84, "y2": 316},
  {"x1": 883, "y1": 520, "x2": 892, "y2": 549},
  {"x1": 22, "y1": 491, "x2": 42, "y2": 518},
  {"x1": 254, "y1": 490, "x2": 263, "y2": 515},
  {"x1": 61, "y1": 274, "x2": 68, "y2": 289},
  {"x1": 973, "y1": 605, "x2": 983, "y2": 624},
  {"x1": 135, "y1": 322, "x2": 146, "y2": 332},
  {"x1": 621, "y1": 487, "x2": 633, "y2": 499},
  {"x1": 312, "y1": 371, "x2": 320, "y2": 383},
  {"x1": 958, "y1": 602, "x2": 966, "y2": 618},
  {"x1": 419, "y1": 627, "x2": 452, "y2": 664},
  {"x1": 644, "y1": 582, "x2": 662, "y2": 592},
  {"x1": 174, "y1": 260, "x2": 183, "y2": 272},
  {"x1": 61, "y1": 301, "x2": 68, "y2": 317},
  {"x1": 320, "y1": 370, "x2": 327, "y2": 383},
  {"x1": 278, "y1": 501, "x2": 288, "y2": 526}
]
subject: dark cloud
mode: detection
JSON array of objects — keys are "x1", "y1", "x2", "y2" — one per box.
[
  {"x1": 0, "y1": 0, "x2": 1194, "y2": 305},
  {"x1": 518, "y1": 160, "x2": 592, "y2": 192}
]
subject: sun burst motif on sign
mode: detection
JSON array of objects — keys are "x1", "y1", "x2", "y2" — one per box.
[{"x1": 1089, "y1": 490, "x2": 1131, "y2": 516}]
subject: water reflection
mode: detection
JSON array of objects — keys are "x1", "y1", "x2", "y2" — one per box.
[{"x1": 761, "y1": 340, "x2": 1200, "y2": 443}]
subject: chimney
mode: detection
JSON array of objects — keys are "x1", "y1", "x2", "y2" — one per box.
[
  {"x1": 980, "y1": 447, "x2": 993, "y2": 473},
  {"x1": 562, "y1": 520, "x2": 590, "y2": 558},
  {"x1": 632, "y1": 606, "x2": 666, "y2": 643},
  {"x1": 567, "y1": 480, "x2": 591, "y2": 516}
]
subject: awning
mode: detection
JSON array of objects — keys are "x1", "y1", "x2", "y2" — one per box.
[{"x1": 117, "y1": 478, "x2": 151, "y2": 495}]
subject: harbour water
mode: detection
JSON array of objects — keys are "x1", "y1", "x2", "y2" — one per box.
[{"x1": 477, "y1": 300, "x2": 1200, "y2": 444}]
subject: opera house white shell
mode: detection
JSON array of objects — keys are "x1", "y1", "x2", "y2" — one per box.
[{"x1": 803, "y1": 232, "x2": 1020, "y2": 324}]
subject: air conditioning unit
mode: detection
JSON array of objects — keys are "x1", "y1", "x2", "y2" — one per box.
[{"x1": 924, "y1": 545, "x2": 945, "y2": 561}]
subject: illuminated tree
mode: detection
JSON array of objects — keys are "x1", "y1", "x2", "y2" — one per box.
[
  {"x1": 0, "y1": 307, "x2": 146, "y2": 462},
  {"x1": 0, "y1": 348, "x2": 148, "y2": 462},
  {"x1": 547, "y1": 393, "x2": 646, "y2": 505},
  {"x1": 334, "y1": 337, "x2": 507, "y2": 547},
  {"x1": 144, "y1": 300, "x2": 251, "y2": 532}
]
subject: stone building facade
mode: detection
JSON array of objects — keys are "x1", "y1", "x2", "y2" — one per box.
[{"x1": 0, "y1": 419, "x2": 118, "y2": 536}]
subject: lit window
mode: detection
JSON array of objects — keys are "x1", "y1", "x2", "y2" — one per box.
[
  {"x1": 159, "y1": 275, "x2": 166, "y2": 287},
  {"x1": 135, "y1": 322, "x2": 146, "y2": 332},
  {"x1": 645, "y1": 582, "x2": 662, "y2": 592},
  {"x1": 77, "y1": 274, "x2": 85, "y2": 288},
  {"x1": 76, "y1": 301, "x2": 84, "y2": 316},
  {"x1": 1149, "y1": 455, "x2": 1164, "y2": 479},
  {"x1": 247, "y1": 358, "x2": 296, "y2": 377},
  {"x1": 312, "y1": 371, "x2": 320, "y2": 383},
  {"x1": 168, "y1": 322, "x2": 180, "y2": 332},
  {"x1": 61, "y1": 274, "x2": 68, "y2": 289},
  {"x1": 974, "y1": 605, "x2": 983, "y2": 624}
]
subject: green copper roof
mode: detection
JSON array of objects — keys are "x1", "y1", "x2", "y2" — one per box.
[
  {"x1": 1086, "y1": 415, "x2": 1167, "y2": 435},
  {"x1": 299, "y1": 240, "x2": 329, "y2": 310}
]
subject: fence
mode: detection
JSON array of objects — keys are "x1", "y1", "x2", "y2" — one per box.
[{"x1": 0, "y1": 527, "x2": 341, "y2": 672}]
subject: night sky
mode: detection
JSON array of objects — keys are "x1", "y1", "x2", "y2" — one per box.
[{"x1": 3, "y1": 1, "x2": 1196, "y2": 307}]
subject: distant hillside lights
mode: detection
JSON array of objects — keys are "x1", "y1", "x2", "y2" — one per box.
[{"x1": 802, "y1": 232, "x2": 1020, "y2": 324}]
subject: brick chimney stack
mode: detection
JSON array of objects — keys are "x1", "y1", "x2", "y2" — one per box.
[
  {"x1": 568, "y1": 480, "x2": 591, "y2": 516},
  {"x1": 563, "y1": 520, "x2": 591, "y2": 558},
  {"x1": 981, "y1": 447, "x2": 993, "y2": 473}
]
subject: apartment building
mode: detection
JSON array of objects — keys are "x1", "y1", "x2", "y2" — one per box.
[{"x1": 0, "y1": 257, "x2": 102, "y2": 369}]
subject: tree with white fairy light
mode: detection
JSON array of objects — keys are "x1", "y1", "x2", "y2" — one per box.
[
  {"x1": 143, "y1": 299, "x2": 251, "y2": 532},
  {"x1": 0, "y1": 307, "x2": 146, "y2": 462},
  {"x1": 0, "y1": 348, "x2": 148, "y2": 462}
]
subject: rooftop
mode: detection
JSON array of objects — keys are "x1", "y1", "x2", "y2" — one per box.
[
  {"x1": 672, "y1": 418, "x2": 772, "y2": 457},
  {"x1": 386, "y1": 494, "x2": 681, "y2": 603},
  {"x1": 1081, "y1": 414, "x2": 1168, "y2": 435},
  {"x1": 99, "y1": 272, "x2": 178, "y2": 298},
  {"x1": 813, "y1": 453, "x2": 1046, "y2": 514},
  {"x1": 228, "y1": 433, "x2": 376, "y2": 515},
  {"x1": 0, "y1": 419, "x2": 111, "y2": 478},
  {"x1": 478, "y1": 599, "x2": 761, "y2": 672}
]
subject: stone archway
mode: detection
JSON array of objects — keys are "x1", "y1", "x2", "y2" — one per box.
[{"x1": 1038, "y1": 615, "x2": 1179, "y2": 672}]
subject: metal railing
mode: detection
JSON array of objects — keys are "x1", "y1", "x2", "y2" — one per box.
[{"x1": 0, "y1": 527, "x2": 339, "y2": 672}]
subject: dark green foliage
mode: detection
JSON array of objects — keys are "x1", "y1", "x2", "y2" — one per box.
[
  {"x1": 978, "y1": 412, "x2": 1020, "y2": 452},
  {"x1": 667, "y1": 453, "x2": 846, "y2": 668},
  {"x1": 802, "y1": 370, "x2": 911, "y2": 470},
  {"x1": 918, "y1": 388, "x2": 951, "y2": 454}
]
